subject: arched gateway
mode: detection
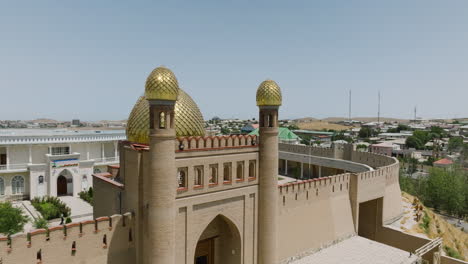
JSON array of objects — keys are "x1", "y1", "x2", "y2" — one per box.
[
  {"x1": 195, "y1": 215, "x2": 241, "y2": 264},
  {"x1": 57, "y1": 169, "x2": 73, "y2": 196}
]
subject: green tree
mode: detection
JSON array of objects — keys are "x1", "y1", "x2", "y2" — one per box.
[
  {"x1": 0, "y1": 202, "x2": 29, "y2": 235},
  {"x1": 287, "y1": 124, "x2": 299, "y2": 130},
  {"x1": 397, "y1": 124, "x2": 410, "y2": 132},
  {"x1": 413, "y1": 130, "x2": 430, "y2": 145},
  {"x1": 358, "y1": 127, "x2": 376, "y2": 139},
  {"x1": 423, "y1": 167, "x2": 466, "y2": 216},
  {"x1": 407, "y1": 158, "x2": 419, "y2": 174},
  {"x1": 406, "y1": 136, "x2": 424, "y2": 150},
  {"x1": 429, "y1": 126, "x2": 446, "y2": 138},
  {"x1": 220, "y1": 127, "x2": 230, "y2": 135},
  {"x1": 448, "y1": 137, "x2": 463, "y2": 152}
]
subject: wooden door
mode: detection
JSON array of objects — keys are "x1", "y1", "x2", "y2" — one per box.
[
  {"x1": 195, "y1": 238, "x2": 214, "y2": 264},
  {"x1": 0, "y1": 154, "x2": 6, "y2": 165},
  {"x1": 57, "y1": 176, "x2": 67, "y2": 196}
]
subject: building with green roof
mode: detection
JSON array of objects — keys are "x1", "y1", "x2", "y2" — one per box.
[{"x1": 249, "y1": 127, "x2": 301, "y2": 144}]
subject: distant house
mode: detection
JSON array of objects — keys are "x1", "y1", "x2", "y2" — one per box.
[
  {"x1": 460, "y1": 125, "x2": 468, "y2": 137},
  {"x1": 241, "y1": 123, "x2": 259, "y2": 134},
  {"x1": 370, "y1": 141, "x2": 401, "y2": 156},
  {"x1": 292, "y1": 130, "x2": 333, "y2": 143},
  {"x1": 249, "y1": 127, "x2": 301, "y2": 144},
  {"x1": 433, "y1": 158, "x2": 454, "y2": 168}
]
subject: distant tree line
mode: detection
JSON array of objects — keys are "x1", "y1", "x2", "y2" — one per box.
[{"x1": 400, "y1": 165, "x2": 468, "y2": 218}]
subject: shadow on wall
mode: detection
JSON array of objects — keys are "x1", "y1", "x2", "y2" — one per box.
[
  {"x1": 194, "y1": 214, "x2": 241, "y2": 264},
  {"x1": 107, "y1": 216, "x2": 136, "y2": 264}
]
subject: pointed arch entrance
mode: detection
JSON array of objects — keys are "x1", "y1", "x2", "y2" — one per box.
[
  {"x1": 194, "y1": 214, "x2": 241, "y2": 264},
  {"x1": 57, "y1": 169, "x2": 73, "y2": 196}
]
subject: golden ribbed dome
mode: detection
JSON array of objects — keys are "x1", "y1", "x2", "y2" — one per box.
[
  {"x1": 145, "y1": 66, "x2": 179, "y2": 101},
  {"x1": 126, "y1": 89, "x2": 205, "y2": 144},
  {"x1": 256, "y1": 80, "x2": 282, "y2": 106}
]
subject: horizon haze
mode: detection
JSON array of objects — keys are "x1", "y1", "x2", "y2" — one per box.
[{"x1": 1, "y1": 1, "x2": 467, "y2": 121}]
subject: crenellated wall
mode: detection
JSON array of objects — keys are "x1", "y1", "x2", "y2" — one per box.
[
  {"x1": 279, "y1": 143, "x2": 334, "y2": 158},
  {"x1": 0, "y1": 213, "x2": 135, "y2": 264},
  {"x1": 277, "y1": 145, "x2": 403, "y2": 262},
  {"x1": 277, "y1": 173, "x2": 356, "y2": 262},
  {"x1": 176, "y1": 135, "x2": 258, "y2": 152}
]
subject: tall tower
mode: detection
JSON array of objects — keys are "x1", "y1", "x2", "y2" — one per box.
[
  {"x1": 256, "y1": 80, "x2": 282, "y2": 264},
  {"x1": 145, "y1": 66, "x2": 179, "y2": 264}
]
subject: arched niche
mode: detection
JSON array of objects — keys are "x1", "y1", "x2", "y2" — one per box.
[{"x1": 194, "y1": 214, "x2": 241, "y2": 264}]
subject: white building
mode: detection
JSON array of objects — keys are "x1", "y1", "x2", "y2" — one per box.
[{"x1": 0, "y1": 129, "x2": 125, "y2": 200}]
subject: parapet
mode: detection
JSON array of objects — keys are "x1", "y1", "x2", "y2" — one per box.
[
  {"x1": 176, "y1": 135, "x2": 258, "y2": 152},
  {"x1": 279, "y1": 143, "x2": 335, "y2": 158},
  {"x1": 278, "y1": 173, "x2": 351, "y2": 209},
  {"x1": 0, "y1": 213, "x2": 134, "y2": 263}
]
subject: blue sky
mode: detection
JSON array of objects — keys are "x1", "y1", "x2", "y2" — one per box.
[{"x1": 1, "y1": 1, "x2": 467, "y2": 121}]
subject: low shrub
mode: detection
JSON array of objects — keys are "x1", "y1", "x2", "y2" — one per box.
[
  {"x1": 444, "y1": 245, "x2": 462, "y2": 260},
  {"x1": 33, "y1": 217, "x2": 48, "y2": 229},
  {"x1": 79, "y1": 187, "x2": 93, "y2": 205},
  {"x1": 419, "y1": 211, "x2": 431, "y2": 234},
  {"x1": 31, "y1": 196, "x2": 71, "y2": 220}
]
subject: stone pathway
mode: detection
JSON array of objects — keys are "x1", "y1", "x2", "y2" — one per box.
[
  {"x1": 289, "y1": 236, "x2": 418, "y2": 264},
  {"x1": 278, "y1": 175, "x2": 298, "y2": 185},
  {"x1": 58, "y1": 196, "x2": 93, "y2": 218}
]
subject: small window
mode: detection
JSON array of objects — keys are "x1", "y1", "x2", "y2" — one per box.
[
  {"x1": 223, "y1": 163, "x2": 232, "y2": 182},
  {"x1": 51, "y1": 146, "x2": 70, "y2": 155},
  {"x1": 194, "y1": 166, "x2": 203, "y2": 186},
  {"x1": 209, "y1": 165, "x2": 218, "y2": 184},
  {"x1": 0, "y1": 177, "x2": 4, "y2": 196},
  {"x1": 159, "y1": 112, "x2": 166, "y2": 129},
  {"x1": 248, "y1": 160, "x2": 256, "y2": 178},
  {"x1": 177, "y1": 168, "x2": 187, "y2": 188},
  {"x1": 37, "y1": 249, "x2": 42, "y2": 261},
  {"x1": 12, "y1": 175, "x2": 24, "y2": 194},
  {"x1": 236, "y1": 162, "x2": 244, "y2": 180}
]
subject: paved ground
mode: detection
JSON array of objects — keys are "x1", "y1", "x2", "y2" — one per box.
[
  {"x1": 289, "y1": 236, "x2": 419, "y2": 264},
  {"x1": 278, "y1": 175, "x2": 299, "y2": 185},
  {"x1": 13, "y1": 197, "x2": 93, "y2": 233},
  {"x1": 48, "y1": 196, "x2": 93, "y2": 227},
  {"x1": 12, "y1": 201, "x2": 36, "y2": 233},
  {"x1": 58, "y1": 196, "x2": 93, "y2": 218}
]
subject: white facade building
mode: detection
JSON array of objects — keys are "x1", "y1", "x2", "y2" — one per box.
[{"x1": 0, "y1": 129, "x2": 125, "y2": 200}]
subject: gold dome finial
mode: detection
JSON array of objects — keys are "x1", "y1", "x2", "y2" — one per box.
[
  {"x1": 126, "y1": 89, "x2": 205, "y2": 144},
  {"x1": 145, "y1": 66, "x2": 179, "y2": 101},
  {"x1": 256, "y1": 79, "x2": 282, "y2": 106}
]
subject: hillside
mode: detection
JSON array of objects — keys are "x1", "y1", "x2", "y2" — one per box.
[
  {"x1": 295, "y1": 121, "x2": 350, "y2": 131},
  {"x1": 393, "y1": 192, "x2": 468, "y2": 260},
  {"x1": 323, "y1": 116, "x2": 410, "y2": 123}
]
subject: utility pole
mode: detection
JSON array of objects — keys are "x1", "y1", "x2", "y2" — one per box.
[
  {"x1": 348, "y1": 90, "x2": 352, "y2": 123},
  {"x1": 378, "y1": 91, "x2": 381, "y2": 125}
]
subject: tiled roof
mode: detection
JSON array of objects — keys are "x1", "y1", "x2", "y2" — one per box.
[{"x1": 434, "y1": 158, "x2": 453, "y2": 165}]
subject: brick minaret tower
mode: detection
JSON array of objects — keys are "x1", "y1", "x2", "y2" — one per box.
[
  {"x1": 256, "y1": 80, "x2": 282, "y2": 264},
  {"x1": 145, "y1": 66, "x2": 179, "y2": 264}
]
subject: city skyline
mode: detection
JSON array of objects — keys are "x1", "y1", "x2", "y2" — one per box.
[{"x1": 1, "y1": 1, "x2": 467, "y2": 121}]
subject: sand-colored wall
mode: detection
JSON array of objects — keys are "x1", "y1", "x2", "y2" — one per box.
[
  {"x1": 0, "y1": 213, "x2": 135, "y2": 264},
  {"x1": 93, "y1": 176, "x2": 122, "y2": 218},
  {"x1": 441, "y1": 255, "x2": 468, "y2": 264},
  {"x1": 375, "y1": 226, "x2": 434, "y2": 262},
  {"x1": 277, "y1": 174, "x2": 355, "y2": 262},
  {"x1": 174, "y1": 186, "x2": 258, "y2": 264}
]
